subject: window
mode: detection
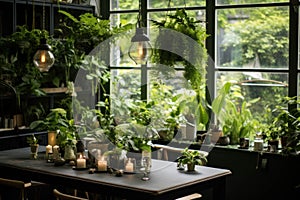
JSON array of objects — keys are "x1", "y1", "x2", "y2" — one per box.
[{"x1": 101, "y1": 0, "x2": 298, "y2": 132}]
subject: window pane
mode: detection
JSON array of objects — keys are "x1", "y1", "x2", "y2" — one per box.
[
  {"x1": 148, "y1": 0, "x2": 205, "y2": 9},
  {"x1": 149, "y1": 69, "x2": 207, "y2": 131},
  {"x1": 298, "y1": 74, "x2": 300, "y2": 96},
  {"x1": 110, "y1": 13, "x2": 140, "y2": 66},
  {"x1": 299, "y1": 6, "x2": 300, "y2": 70},
  {"x1": 217, "y1": 6, "x2": 289, "y2": 69},
  {"x1": 216, "y1": 71, "x2": 288, "y2": 123},
  {"x1": 110, "y1": 0, "x2": 138, "y2": 11},
  {"x1": 110, "y1": 13, "x2": 138, "y2": 27},
  {"x1": 217, "y1": 0, "x2": 288, "y2": 6},
  {"x1": 110, "y1": 69, "x2": 141, "y2": 123}
]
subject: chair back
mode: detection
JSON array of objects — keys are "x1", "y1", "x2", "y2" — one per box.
[
  {"x1": 175, "y1": 193, "x2": 202, "y2": 200},
  {"x1": 53, "y1": 189, "x2": 88, "y2": 200},
  {"x1": 0, "y1": 177, "x2": 31, "y2": 200}
]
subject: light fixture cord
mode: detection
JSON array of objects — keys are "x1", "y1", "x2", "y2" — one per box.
[
  {"x1": 137, "y1": 0, "x2": 142, "y2": 28},
  {"x1": 42, "y1": 0, "x2": 45, "y2": 30},
  {"x1": 166, "y1": 0, "x2": 171, "y2": 19}
]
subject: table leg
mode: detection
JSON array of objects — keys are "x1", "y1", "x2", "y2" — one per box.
[{"x1": 212, "y1": 176, "x2": 227, "y2": 200}]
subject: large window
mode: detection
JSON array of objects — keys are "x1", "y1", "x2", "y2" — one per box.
[{"x1": 102, "y1": 0, "x2": 298, "y2": 132}]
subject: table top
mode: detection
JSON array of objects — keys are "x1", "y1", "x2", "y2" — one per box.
[{"x1": 0, "y1": 147, "x2": 231, "y2": 199}]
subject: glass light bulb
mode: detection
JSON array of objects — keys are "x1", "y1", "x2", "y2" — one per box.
[
  {"x1": 138, "y1": 42, "x2": 146, "y2": 58},
  {"x1": 33, "y1": 49, "x2": 55, "y2": 72},
  {"x1": 41, "y1": 53, "x2": 46, "y2": 63},
  {"x1": 129, "y1": 41, "x2": 152, "y2": 65}
]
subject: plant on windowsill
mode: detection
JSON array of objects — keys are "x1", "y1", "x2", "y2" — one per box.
[
  {"x1": 177, "y1": 147, "x2": 207, "y2": 172},
  {"x1": 212, "y1": 81, "x2": 259, "y2": 145},
  {"x1": 264, "y1": 96, "x2": 300, "y2": 154}
]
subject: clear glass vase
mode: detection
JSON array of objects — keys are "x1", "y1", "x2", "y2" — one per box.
[{"x1": 64, "y1": 145, "x2": 76, "y2": 161}]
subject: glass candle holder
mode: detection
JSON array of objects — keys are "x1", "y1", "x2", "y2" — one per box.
[
  {"x1": 124, "y1": 158, "x2": 136, "y2": 172},
  {"x1": 76, "y1": 153, "x2": 86, "y2": 169},
  {"x1": 97, "y1": 156, "x2": 108, "y2": 172}
]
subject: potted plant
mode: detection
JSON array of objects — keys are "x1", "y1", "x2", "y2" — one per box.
[
  {"x1": 212, "y1": 82, "x2": 259, "y2": 145},
  {"x1": 177, "y1": 147, "x2": 207, "y2": 171},
  {"x1": 26, "y1": 134, "x2": 39, "y2": 159},
  {"x1": 29, "y1": 108, "x2": 69, "y2": 146},
  {"x1": 265, "y1": 96, "x2": 300, "y2": 153}
]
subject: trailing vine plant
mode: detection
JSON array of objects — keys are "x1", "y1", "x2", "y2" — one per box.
[{"x1": 151, "y1": 8, "x2": 210, "y2": 128}]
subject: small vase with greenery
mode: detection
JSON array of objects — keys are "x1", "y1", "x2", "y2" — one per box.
[
  {"x1": 26, "y1": 134, "x2": 39, "y2": 159},
  {"x1": 177, "y1": 148, "x2": 207, "y2": 172}
]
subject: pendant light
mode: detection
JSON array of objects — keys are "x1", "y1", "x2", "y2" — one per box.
[
  {"x1": 128, "y1": 0, "x2": 152, "y2": 65},
  {"x1": 33, "y1": 0, "x2": 55, "y2": 72}
]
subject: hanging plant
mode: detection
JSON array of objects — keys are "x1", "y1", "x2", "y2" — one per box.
[{"x1": 151, "y1": 8, "x2": 210, "y2": 127}]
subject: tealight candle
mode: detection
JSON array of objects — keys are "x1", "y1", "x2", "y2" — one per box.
[
  {"x1": 46, "y1": 145, "x2": 53, "y2": 157},
  {"x1": 125, "y1": 160, "x2": 134, "y2": 172},
  {"x1": 97, "y1": 159, "x2": 107, "y2": 171},
  {"x1": 77, "y1": 155, "x2": 86, "y2": 169}
]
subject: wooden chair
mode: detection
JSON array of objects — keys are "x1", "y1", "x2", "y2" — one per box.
[
  {"x1": 53, "y1": 189, "x2": 88, "y2": 200},
  {"x1": 0, "y1": 177, "x2": 32, "y2": 200},
  {"x1": 175, "y1": 193, "x2": 202, "y2": 200}
]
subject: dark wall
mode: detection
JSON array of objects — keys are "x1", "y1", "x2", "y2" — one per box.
[
  {"x1": 207, "y1": 147, "x2": 300, "y2": 200},
  {"x1": 0, "y1": 129, "x2": 47, "y2": 151}
]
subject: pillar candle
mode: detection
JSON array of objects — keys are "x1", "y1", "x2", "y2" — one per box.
[
  {"x1": 77, "y1": 155, "x2": 86, "y2": 168},
  {"x1": 53, "y1": 145, "x2": 59, "y2": 160},
  {"x1": 46, "y1": 145, "x2": 53, "y2": 157}
]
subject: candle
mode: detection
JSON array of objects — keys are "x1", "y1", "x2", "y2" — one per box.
[
  {"x1": 97, "y1": 160, "x2": 107, "y2": 171},
  {"x1": 46, "y1": 145, "x2": 53, "y2": 157},
  {"x1": 77, "y1": 155, "x2": 86, "y2": 169},
  {"x1": 53, "y1": 145, "x2": 59, "y2": 160},
  {"x1": 125, "y1": 159, "x2": 134, "y2": 172}
]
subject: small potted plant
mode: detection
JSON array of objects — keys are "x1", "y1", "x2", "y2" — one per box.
[
  {"x1": 30, "y1": 108, "x2": 69, "y2": 146},
  {"x1": 26, "y1": 134, "x2": 39, "y2": 159},
  {"x1": 265, "y1": 96, "x2": 300, "y2": 153},
  {"x1": 177, "y1": 148, "x2": 207, "y2": 172}
]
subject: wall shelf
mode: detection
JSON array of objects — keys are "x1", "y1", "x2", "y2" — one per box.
[{"x1": 0, "y1": 0, "x2": 95, "y2": 36}]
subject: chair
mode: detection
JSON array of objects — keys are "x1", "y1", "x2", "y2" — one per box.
[
  {"x1": 0, "y1": 176, "x2": 52, "y2": 200},
  {"x1": 53, "y1": 189, "x2": 88, "y2": 200},
  {"x1": 175, "y1": 193, "x2": 202, "y2": 200},
  {"x1": 0, "y1": 177, "x2": 32, "y2": 200}
]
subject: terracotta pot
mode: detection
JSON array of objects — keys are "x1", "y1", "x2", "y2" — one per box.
[{"x1": 48, "y1": 131, "x2": 57, "y2": 146}]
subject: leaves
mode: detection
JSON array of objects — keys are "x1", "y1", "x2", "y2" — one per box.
[{"x1": 177, "y1": 148, "x2": 207, "y2": 167}]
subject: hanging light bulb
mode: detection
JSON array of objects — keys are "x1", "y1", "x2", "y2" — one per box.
[
  {"x1": 33, "y1": 0, "x2": 55, "y2": 72},
  {"x1": 128, "y1": 0, "x2": 152, "y2": 65},
  {"x1": 33, "y1": 38, "x2": 55, "y2": 72},
  {"x1": 129, "y1": 28, "x2": 152, "y2": 65}
]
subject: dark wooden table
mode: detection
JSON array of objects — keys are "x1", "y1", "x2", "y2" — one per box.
[{"x1": 0, "y1": 147, "x2": 231, "y2": 200}]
